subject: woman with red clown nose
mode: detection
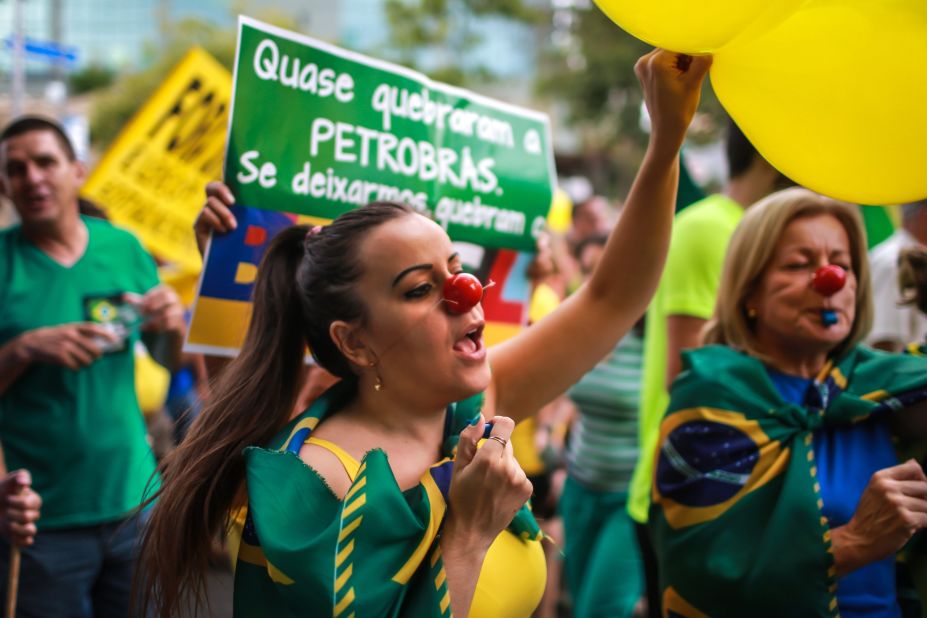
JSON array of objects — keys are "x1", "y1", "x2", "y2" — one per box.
[
  {"x1": 138, "y1": 50, "x2": 711, "y2": 618},
  {"x1": 650, "y1": 188, "x2": 927, "y2": 617}
]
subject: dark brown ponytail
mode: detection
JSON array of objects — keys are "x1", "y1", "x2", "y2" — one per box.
[{"x1": 137, "y1": 225, "x2": 310, "y2": 616}]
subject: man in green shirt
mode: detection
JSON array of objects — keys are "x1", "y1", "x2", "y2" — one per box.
[
  {"x1": 0, "y1": 116, "x2": 185, "y2": 617},
  {"x1": 627, "y1": 120, "x2": 788, "y2": 617}
]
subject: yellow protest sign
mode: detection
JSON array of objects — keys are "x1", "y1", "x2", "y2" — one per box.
[{"x1": 83, "y1": 47, "x2": 232, "y2": 273}]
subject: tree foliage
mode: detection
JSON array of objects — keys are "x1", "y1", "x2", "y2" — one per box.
[
  {"x1": 381, "y1": 0, "x2": 544, "y2": 86},
  {"x1": 88, "y1": 10, "x2": 298, "y2": 152},
  {"x1": 539, "y1": 9, "x2": 651, "y2": 147},
  {"x1": 382, "y1": 3, "x2": 726, "y2": 196},
  {"x1": 538, "y1": 8, "x2": 725, "y2": 195},
  {"x1": 69, "y1": 64, "x2": 116, "y2": 95},
  {"x1": 536, "y1": 8, "x2": 652, "y2": 193}
]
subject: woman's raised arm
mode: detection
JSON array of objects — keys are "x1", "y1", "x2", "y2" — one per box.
[{"x1": 489, "y1": 50, "x2": 711, "y2": 423}]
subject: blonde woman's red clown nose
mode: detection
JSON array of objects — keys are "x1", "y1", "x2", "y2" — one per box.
[
  {"x1": 812, "y1": 265, "x2": 846, "y2": 328},
  {"x1": 812, "y1": 265, "x2": 846, "y2": 297}
]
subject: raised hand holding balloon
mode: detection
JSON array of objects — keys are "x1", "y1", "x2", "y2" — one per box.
[{"x1": 591, "y1": 0, "x2": 927, "y2": 205}]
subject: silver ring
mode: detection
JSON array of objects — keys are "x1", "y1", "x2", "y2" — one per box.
[{"x1": 487, "y1": 435, "x2": 507, "y2": 448}]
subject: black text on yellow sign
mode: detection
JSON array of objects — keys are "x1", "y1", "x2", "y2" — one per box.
[{"x1": 83, "y1": 47, "x2": 233, "y2": 273}]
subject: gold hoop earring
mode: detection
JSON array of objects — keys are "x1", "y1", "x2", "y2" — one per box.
[{"x1": 369, "y1": 360, "x2": 383, "y2": 392}]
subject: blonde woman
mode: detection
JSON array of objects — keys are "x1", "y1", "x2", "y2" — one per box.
[{"x1": 650, "y1": 188, "x2": 927, "y2": 617}]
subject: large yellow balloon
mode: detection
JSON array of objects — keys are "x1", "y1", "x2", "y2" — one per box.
[
  {"x1": 593, "y1": 0, "x2": 807, "y2": 54},
  {"x1": 712, "y1": 0, "x2": 927, "y2": 205}
]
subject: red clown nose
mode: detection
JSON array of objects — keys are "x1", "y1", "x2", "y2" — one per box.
[
  {"x1": 811, "y1": 265, "x2": 847, "y2": 297},
  {"x1": 443, "y1": 273, "x2": 485, "y2": 314}
]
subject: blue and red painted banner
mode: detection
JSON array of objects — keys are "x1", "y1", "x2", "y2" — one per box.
[{"x1": 187, "y1": 204, "x2": 533, "y2": 355}]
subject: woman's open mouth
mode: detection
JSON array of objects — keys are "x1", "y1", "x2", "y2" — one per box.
[{"x1": 453, "y1": 323, "x2": 486, "y2": 360}]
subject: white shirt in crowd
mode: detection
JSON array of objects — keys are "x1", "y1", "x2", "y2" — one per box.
[{"x1": 866, "y1": 228, "x2": 927, "y2": 349}]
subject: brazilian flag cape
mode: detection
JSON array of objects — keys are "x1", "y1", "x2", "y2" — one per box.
[
  {"x1": 649, "y1": 344, "x2": 927, "y2": 617},
  {"x1": 233, "y1": 379, "x2": 542, "y2": 617}
]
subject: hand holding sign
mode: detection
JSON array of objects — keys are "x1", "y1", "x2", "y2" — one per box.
[{"x1": 194, "y1": 181, "x2": 239, "y2": 256}]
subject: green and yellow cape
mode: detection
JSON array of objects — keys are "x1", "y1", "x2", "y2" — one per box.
[
  {"x1": 233, "y1": 380, "x2": 541, "y2": 617},
  {"x1": 650, "y1": 344, "x2": 927, "y2": 617}
]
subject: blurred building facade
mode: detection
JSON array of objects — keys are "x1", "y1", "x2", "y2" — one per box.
[
  {"x1": 0, "y1": 1, "x2": 536, "y2": 85},
  {"x1": 0, "y1": 0, "x2": 336, "y2": 74}
]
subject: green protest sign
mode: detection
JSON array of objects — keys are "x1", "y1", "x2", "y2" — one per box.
[{"x1": 226, "y1": 17, "x2": 555, "y2": 252}]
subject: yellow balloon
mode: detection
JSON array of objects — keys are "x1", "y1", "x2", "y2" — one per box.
[
  {"x1": 712, "y1": 0, "x2": 927, "y2": 205},
  {"x1": 593, "y1": 0, "x2": 807, "y2": 54}
]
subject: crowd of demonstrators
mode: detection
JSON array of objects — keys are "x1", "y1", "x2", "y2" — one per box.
[
  {"x1": 560, "y1": 230, "x2": 647, "y2": 618},
  {"x1": 650, "y1": 188, "x2": 927, "y2": 616},
  {"x1": 514, "y1": 230, "x2": 572, "y2": 618},
  {"x1": 137, "y1": 49, "x2": 711, "y2": 617},
  {"x1": 0, "y1": 117, "x2": 185, "y2": 617},
  {"x1": 1, "y1": 43, "x2": 926, "y2": 618},
  {"x1": 567, "y1": 196, "x2": 614, "y2": 257},
  {"x1": 516, "y1": 186, "x2": 648, "y2": 618},
  {"x1": 867, "y1": 200, "x2": 927, "y2": 353},
  {"x1": 626, "y1": 118, "x2": 790, "y2": 616}
]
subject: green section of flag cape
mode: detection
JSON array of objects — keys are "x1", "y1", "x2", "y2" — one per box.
[
  {"x1": 233, "y1": 379, "x2": 541, "y2": 617},
  {"x1": 649, "y1": 345, "x2": 927, "y2": 617}
]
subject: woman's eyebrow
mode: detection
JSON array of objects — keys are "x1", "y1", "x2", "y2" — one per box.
[
  {"x1": 391, "y1": 253, "x2": 461, "y2": 287},
  {"x1": 392, "y1": 264, "x2": 433, "y2": 287}
]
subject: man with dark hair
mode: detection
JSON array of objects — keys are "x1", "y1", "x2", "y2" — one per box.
[
  {"x1": 867, "y1": 199, "x2": 927, "y2": 352},
  {"x1": 0, "y1": 115, "x2": 77, "y2": 161},
  {"x1": 0, "y1": 115, "x2": 185, "y2": 616},
  {"x1": 627, "y1": 117, "x2": 789, "y2": 617}
]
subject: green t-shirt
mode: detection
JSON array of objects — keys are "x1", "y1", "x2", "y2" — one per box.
[
  {"x1": 0, "y1": 216, "x2": 160, "y2": 529},
  {"x1": 627, "y1": 194, "x2": 744, "y2": 523}
]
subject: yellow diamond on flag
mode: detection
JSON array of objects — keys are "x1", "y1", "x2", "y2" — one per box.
[{"x1": 91, "y1": 300, "x2": 117, "y2": 323}]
